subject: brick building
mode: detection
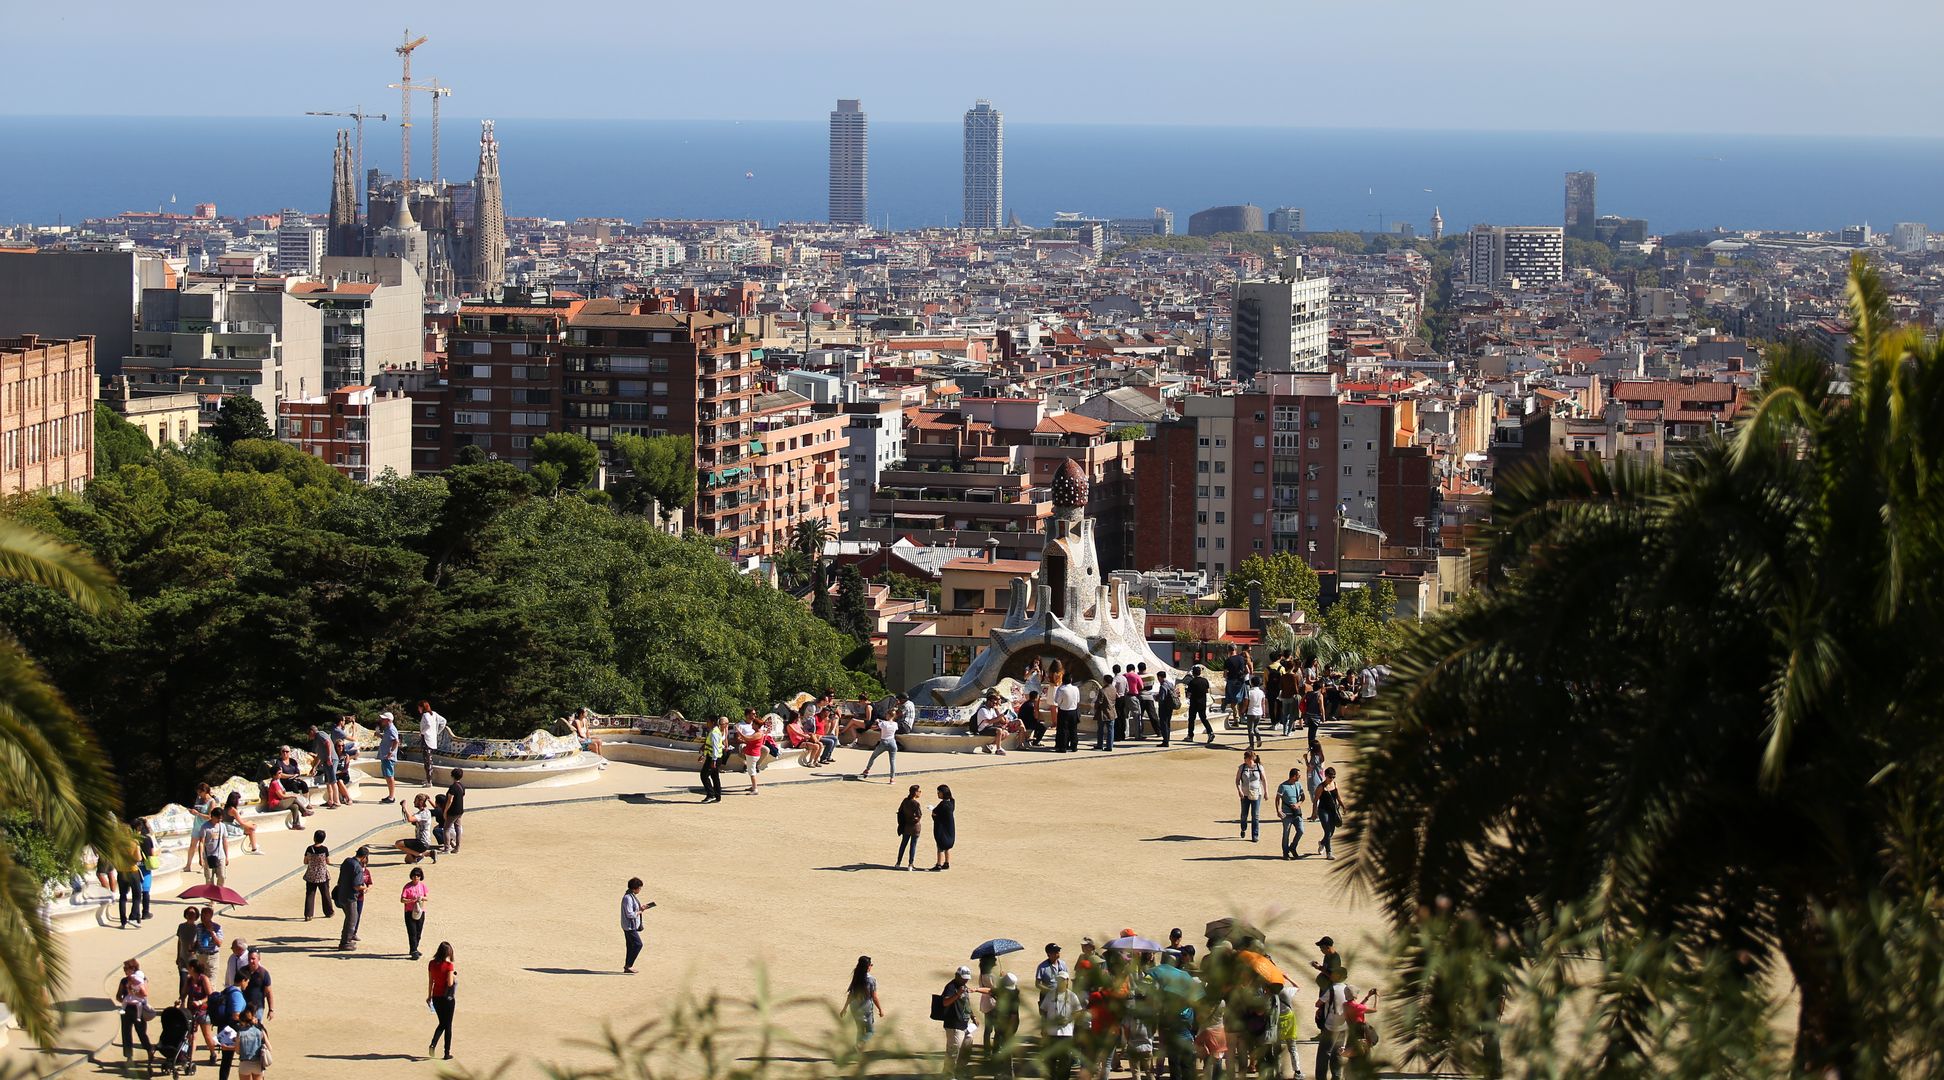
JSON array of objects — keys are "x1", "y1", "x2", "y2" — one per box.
[
  {"x1": 0, "y1": 334, "x2": 95, "y2": 496},
  {"x1": 748, "y1": 390, "x2": 849, "y2": 559},
  {"x1": 278, "y1": 385, "x2": 414, "y2": 482},
  {"x1": 444, "y1": 297, "x2": 582, "y2": 470}
]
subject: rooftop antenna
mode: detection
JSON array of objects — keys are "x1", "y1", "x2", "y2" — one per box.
[{"x1": 393, "y1": 30, "x2": 428, "y2": 183}]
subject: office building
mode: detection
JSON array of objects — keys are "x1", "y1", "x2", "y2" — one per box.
[
  {"x1": 1594, "y1": 215, "x2": 1649, "y2": 245},
  {"x1": 1268, "y1": 207, "x2": 1305, "y2": 234},
  {"x1": 124, "y1": 280, "x2": 325, "y2": 421},
  {"x1": 1893, "y1": 222, "x2": 1928, "y2": 254},
  {"x1": 1153, "y1": 208, "x2": 1174, "y2": 236},
  {"x1": 1840, "y1": 224, "x2": 1872, "y2": 247},
  {"x1": 1564, "y1": 171, "x2": 1597, "y2": 240},
  {"x1": 1188, "y1": 204, "x2": 1265, "y2": 236},
  {"x1": 0, "y1": 334, "x2": 95, "y2": 496},
  {"x1": 961, "y1": 100, "x2": 1003, "y2": 232},
  {"x1": 1467, "y1": 226, "x2": 1565, "y2": 286},
  {"x1": 277, "y1": 384, "x2": 413, "y2": 482},
  {"x1": 828, "y1": 99, "x2": 869, "y2": 226},
  {"x1": 276, "y1": 224, "x2": 326, "y2": 276},
  {"x1": 1231, "y1": 269, "x2": 1330, "y2": 381},
  {"x1": 0, "y1": 249, "x2": 161, "y2": 378}
]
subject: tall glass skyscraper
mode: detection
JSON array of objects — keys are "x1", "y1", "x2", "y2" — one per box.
[
  {"x1": 962, "y1": 100, "x2": 1003, "y2": 231},
  {"x1": 1564, "y1": 170, "x2": 1597, "y2": 241},
  {"x1": 828, "y1": 99, "x2": 868, "y2": 226}
]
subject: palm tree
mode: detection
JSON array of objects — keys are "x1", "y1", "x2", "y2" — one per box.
[
  {"x1": 790, "y1": 517, "x2": 831, "y2": 566},
  {"x1": 0, "y1": 520, "x2": 126, "y2": 1046},
  {"x1": 1345, "y1": 255, "x2": 1944, "y2": 1077}
]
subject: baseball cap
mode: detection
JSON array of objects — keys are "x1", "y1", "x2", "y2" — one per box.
[
  {"x1": 955, "y1": 965, "x2": 972, "y2": 978},
  {"x1": 1316, "y1": 936, "x2": 1334, "y2": 948},
  {"x1": 380, "y1": 710, "x2": 394, "y2": 720}
]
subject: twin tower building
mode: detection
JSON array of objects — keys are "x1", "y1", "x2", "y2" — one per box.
[{"x1": 829, "y1": 98, "x2": 1005, "y2": 231}]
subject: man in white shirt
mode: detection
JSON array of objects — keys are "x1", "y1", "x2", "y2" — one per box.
[
  {"x1": 1245, "y1": 676, "x2": 1269, "y2": 750},
  {"x1": 417, "y1": 700, "x2": 447, "y2": 787},
  {"x1": 1052, "y1": 678, "x2": 1082, "y2": 753}
]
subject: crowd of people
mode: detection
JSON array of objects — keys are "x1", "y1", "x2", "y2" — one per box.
[{"x1": 861, "y1": 929, "x2": 1377, "y2": 1080}]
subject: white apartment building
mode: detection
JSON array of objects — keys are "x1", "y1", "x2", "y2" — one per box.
[
  {"x1": 1467, "y1": 225, "x2": 1565, "y2": 286},
  {"x1": 276, "y1": 225, "x2": 326, "y2": 276},
  {"x1": 1231, "y1": 268, "x2": 1330, "y2": 381}
]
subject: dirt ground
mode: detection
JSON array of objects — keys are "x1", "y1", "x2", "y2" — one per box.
[{"x1": 14, "y1": 725, "x2": 1381, "y2": 1078}]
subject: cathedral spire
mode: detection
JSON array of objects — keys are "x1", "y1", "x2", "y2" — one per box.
[
  {"x1": 470, "y1": 119, "x2": 506, "y2": 298},
  {"x1": 326, "y1": 130, "x2": 359, "y2": 258}
]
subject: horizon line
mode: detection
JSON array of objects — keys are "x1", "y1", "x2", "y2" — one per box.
[{"x1": 1, "y1": 114, "x2": 1939, "y2": 142}]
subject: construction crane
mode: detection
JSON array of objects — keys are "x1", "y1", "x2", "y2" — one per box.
[
  {"x1": 389, "y1": 77, "x2": 453, "y2": 183},
  {"x1": 303, "y1": 107, "x2": 387, "y2": 201},
  {"x1": 394, "y1": 30, "x2": 428, "y2": 182}
]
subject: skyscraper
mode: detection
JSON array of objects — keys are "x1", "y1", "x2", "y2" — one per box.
[
  {"x1": 828, "y1": 99, "x2": 868, "y2": 226},
  {"x1": 327, "y1": 130, "x2": 360, "y2": 257},
  {"x1": 962, "y1": 100, "x2": 1003, "y2": 231},
  {"x1": 1564, "y1": 171, "x2": 1597, "y2": 240},
  {"x1": 470, "y1": 120, "x2": 506, "y2": 296},
  {"x1": 1467, "y1": 226, "x2": 1565, "y2": 286}
]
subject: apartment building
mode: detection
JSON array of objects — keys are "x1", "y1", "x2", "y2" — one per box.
[
  {"x1": 562, "y1": 301, "x2": 761, "y2": 552},
  {"x1": 303, "y1": 257, "x2": 426, "y2": 390},
  {"x1": 841, "y1": 396, "x2": 906, "y2": 531},
  {"x1": 277, "y1": 385, "x2": 413, "y2": 482},
  {"x1": 1466, "y1": 226, "x2": 1565, "y2": 286},
  {"x1": 124, "y1": 280, "x2": 323, "y2": 423},
  {"x1": 0, "y1": 334, "x2": 95, "y2": 495},
  {"x1": 444, "y1": 297, "x2": 582, "y2": 469},
  {"x1": 748, "y1": 391, "x2": 849, "y2": 560}
]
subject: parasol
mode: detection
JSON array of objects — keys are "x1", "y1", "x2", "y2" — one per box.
[
  {"x1": 178, "y1": 884, "x2": 247, "y2": 907},
  {"x1": 971, "y1": 938, "x2": 1025, "y2": 960}
]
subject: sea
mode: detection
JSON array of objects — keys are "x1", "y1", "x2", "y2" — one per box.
[{"x1": 3, "y1": 116, "x2": 1941, "y2": 235}]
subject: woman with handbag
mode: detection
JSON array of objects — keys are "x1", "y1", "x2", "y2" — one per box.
[
  {"x1": 895, "y1": 785, "x2": 923, "y2": 870},
  {"x1": 401, "y1": 866, "x2": 429, "y2": 961},
  {"x1": 234, "y1": 1008, "x2": 272, "y2": 1076},
  {"x1": 113, "y1": 957, "x2": 156, "y2": 1065}
]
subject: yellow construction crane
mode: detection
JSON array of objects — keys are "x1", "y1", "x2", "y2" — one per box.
[
  {"x1": 395, "y1": 30, "x2": 428, "y2": 182},
  {"x1": 303, "y1": 107, "x2": 387, "y2": 199},
  {"x1": 390, "y1": 78, "x2": 454, "y2": 183}
]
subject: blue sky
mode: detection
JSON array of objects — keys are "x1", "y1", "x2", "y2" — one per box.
[{"x1": 5, "y1": 0, "x2": 1940, "y2": 135}]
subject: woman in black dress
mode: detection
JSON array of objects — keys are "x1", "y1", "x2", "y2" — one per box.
[{"x1": 930, "y1": 784, "x2": 957, "y2": 871}]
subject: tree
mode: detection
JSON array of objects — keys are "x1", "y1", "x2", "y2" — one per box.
[
  {"x1": 1106, "y1": 424, "x2": 1145, "y2": 442},
  {"x1": 611, "y1": 434, "x2": 695, "y2": 524},
  {"x1": 93, "y1": 403, "x2": 151, "y2": 474},
  {"x1": 832, "y1": 563, "x2": 873, "y2": 642},
  {"x1": 529, "y1": 432, "x2": 601, "y2": 494},
  {"x1": 0, "y1": 520, "x2": 127, "y2": 1047},
  {"x1": 1348, "y1": 256, "x2": 1944, "y2": 1076},
  {"x1": 1564, "y1": 237, "x2": 1614, "y2": 273},
  {"x1": 1219, "y1": 551, "x2": 1320, "y2": 617},
  {"x1": 209, "y1": 394, "x2": 272, "y2": 448}
]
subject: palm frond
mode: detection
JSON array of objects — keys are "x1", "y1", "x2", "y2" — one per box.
[{"x1": 0, "y1": 519, "x2": 118, "y2": 614}]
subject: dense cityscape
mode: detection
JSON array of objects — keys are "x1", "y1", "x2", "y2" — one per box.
[{"x1": 1, "y1": 14, "x2": 1942, "y2": 1080}]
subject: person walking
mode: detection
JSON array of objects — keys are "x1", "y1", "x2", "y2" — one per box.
[
  {"x1": 1185, "y1": 664, "x2": 1213, "y2": 744},
  {"x1": 183, "y1": 957, "x2": 216, "y2": 1064},
  {"x1": 1315, "y1": 768, "x2": 1343, "y2": 860},
  {"x1": 895, "y1": 785, "x2": 923, "y2": 870},
  {"x1": 443, "y1": 769, "x2": 467, "y2": 853},
  {"x1": 307, "y1": 725, "x2": 339, "y2": 808},
  {"x1": 1305, "y1": 744, "x2": 1328, "y2": 819},
  {"x1": 1314, "y1": 976, "x2": 1352, "y2": 1080},
  {"x1": 301, "y1": 830, "x2": 333, "y2": 920},
  {"x1": 207, "y1": 968, "x2": 246, "y2": 1079},
  {"x1": 426, "y1": 941, "x2": 457, "y2": 1060},
  {"x1": 1244, "y1": 675, "x2": 1269, "y2": 750},
  {"x1": 1039, "y1": 970, "x2": 1082, "y2": 1080},
  {"x1": 739, "y1": 721, "x2": 765, "y2": 796},
  {"x1": 845, "y1": 955, "x2": 883, "y2": 1051},
  {"x1": 200, "y1": 807, "x2": 230, "y2": 886},
  {"x1": 400, "y1": 867, "x2": 429, "y2": 960},
  {"x1": 938, "y1": 964, "x2": 991, "y2": 1078},
  {"x1": 113, "y1": 957, "x2": 155, "y2": 1066},
  {"x1": 376, "y1": 710, "x2": 402, "y2": 804},
  {"x1": 860, "y1": 706, "x2": 900, "y2": 783},
  {"x1": 1052, "y1": 676, "x2": 1081, "y2": 754},
  {"x1": 930, "y1": 784, "x2": 957, "y2": 871},
  {"x1": 241, "y1": 948, "x2": 274, "y2": 1025},
  {"x1": 1275, "y1": 767, "x2": 1307, "y2": 859},
  {"x1": 1235, "y1": 752, "x2": 1266, "y2": 843},
  {"x1": 699, "y1": 717, "x2": 726, "y2": 803},
  {"x1": 1222, "y1": 643, "x2": 1252, "y2": 725},
  {"x1": 620, "y1": 877, "x2": 654, "y2": 973},
  {"x1": 334, "y1": 846, "x2": 368, "y2": 950}
]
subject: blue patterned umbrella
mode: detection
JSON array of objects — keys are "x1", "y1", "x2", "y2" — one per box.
[{"x1": 971, "y1": 938, "x2": 1025, "y2": 960}]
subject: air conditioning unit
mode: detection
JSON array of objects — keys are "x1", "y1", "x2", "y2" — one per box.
[{"x1": 1405, "y1": 547, "x2": 1422, "y2": 556}]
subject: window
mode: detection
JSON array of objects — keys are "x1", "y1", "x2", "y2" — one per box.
[
  {"x1": 1214, "y1": 486, "x2": 1225, "y2": 498},
  {"x1": 452, "y1": 411, "x2": 484, "y2": 425},
  {"x1": 509, "y1": 342, "x2": 532, "y2": 356},
  {"x1": 1253, "y1": 487, "x2": 1265, "y2": 499},
  {"x1": 1253, "y1": 539, "x2": 1264, "y2": 550},
  {"x1": 1342, "y1": 441, "x2": 1352, "y2": 451},
  {"x1": 468, "y1": 343, "x2": 491, "y2": 357},
  {"x1": 1196, "y1": 537, "x2": 1207, "y2": 549},
  {"x1": 1343, "y1": 466, "x2": 1353, "y2": 476},
  {"x1": 1197, "y1": 437, "x2": 1209, "y2": 447},
  {"x1": 1197, "y1": 461, "x2": 1209, "y2": 473},
  {"x1": 1214, "y1": 538, "x2": 1225, "y2": 549},
  {"x1": 309, "y1": 419, "x2": 324, "y2": 434},
  {"x1": 1252, "y1": 513, "x2": 1264, "y2": 525},
  {"x1": 1366, "y1": 441, "x2": 1375, "y2": 451},
  {"x1": 1214, "y1": 511, "x2": 1225, "y2": 524},
  {"x1": 1197, "y1": 485, "x2": 1209, "y2": 498},
  {"x1": 1253, "y1": 462, "x2": 1265, "y2": 474},
  {"x1": 511, "y1": 435, "x2": 530, "y2": 449},
  {"x1": 517, "y1": 389, "x2": 552, "y2": 405},
  {"x1": 1214, "y1": 438, "x2": 1226, "y2": 447},
  {"x1": 469, "y1": 365, "x2": 491, "y2": 378},
  {"x1": 468, "y1": 388, "x2": 491, "y2": 402},
  {"x1": 651, "y1": 381, "x2": 669, "y2": 396},
  {"x1": 1214, "y1": 461, "x2": 1225, "y2": 473},
  {"x1": 1196, "y1": 512, "x2": 1208, "y2": 525},
  {"x1": 1253, "y1": 436, "x2": 1266, "y2": 448},
  {"x1": 618, "y1": 380, "x2": 648, "y2": 396},
  {"x1": 1253, "y1": 412, "x2": 1266, "y2": 421}
]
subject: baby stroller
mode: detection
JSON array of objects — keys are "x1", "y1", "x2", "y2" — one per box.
[{"x1": 155, "y1": 1006, "x2": 197, "y2": 1076}]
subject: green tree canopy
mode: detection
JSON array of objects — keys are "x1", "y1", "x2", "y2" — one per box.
[
  {"x1": 209, "y1": 394, "x2": 272, "y2": 447},
  {"x1": 92, "y1": 403, "x2": 151, "y2": 474},
  {"x1": 1348, "y1": 255, "x2": 1944, "y2": 1076},
  {"x1": 611, "y1": 433, "x2": 696, "y2": 523},
  {"x1": 1219, "y1": 551, "x2": 1320, "y2": 616},
  {"x1": 529, "y1": 431, "x2": 601, "y2": 494}
]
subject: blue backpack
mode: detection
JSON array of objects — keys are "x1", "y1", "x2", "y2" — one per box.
[{"x1": 209, "y1": 986, "x2": 244, "y2": 1027}]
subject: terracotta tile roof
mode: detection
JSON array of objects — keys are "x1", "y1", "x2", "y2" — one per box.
[{"x1": 1034, "y1": 412, "x2": 1109, "y2": 436}]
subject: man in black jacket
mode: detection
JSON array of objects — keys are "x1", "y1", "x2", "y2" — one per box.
[{"x1": 334, "y1": 846, "x2": 369, "y2": 950}]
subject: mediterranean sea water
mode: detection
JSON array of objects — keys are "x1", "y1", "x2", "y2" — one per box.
[{"x1": 2, "y1": 116, "x2": 1940, "y2": 235}]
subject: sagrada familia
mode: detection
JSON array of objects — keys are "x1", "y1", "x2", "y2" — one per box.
[{"x1": 327, "y1": 119, "x2": 507, "y2": 300}]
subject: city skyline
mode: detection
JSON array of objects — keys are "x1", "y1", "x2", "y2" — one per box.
[{"x1": 4, "y1": 0, "x2": 1941, "y2": 137}]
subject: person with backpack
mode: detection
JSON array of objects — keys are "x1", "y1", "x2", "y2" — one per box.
[
  {"x1": 233, "y1": 1007, "x2": 271, "y2": 1077},
  {"x1": 334, "y1": 847, "x2": 369, "y2": 950},
  {"x1": 1314, "y1": 979, "x2": 1355, "y2": 1080},
  {"x1": 860, "y1": 703, "x2": 901, "y2": 782},
  {"x1": 207, "y1": 968, "x2": 248, "y2": 1079},
  {"x1": 1154, "y1": 668, "x2": 1177, "y2": 746}
]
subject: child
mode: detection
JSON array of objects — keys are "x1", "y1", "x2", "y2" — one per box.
[{"x1": 1121, "y1": 1009, "x2": 1157, "y2": 1080}]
